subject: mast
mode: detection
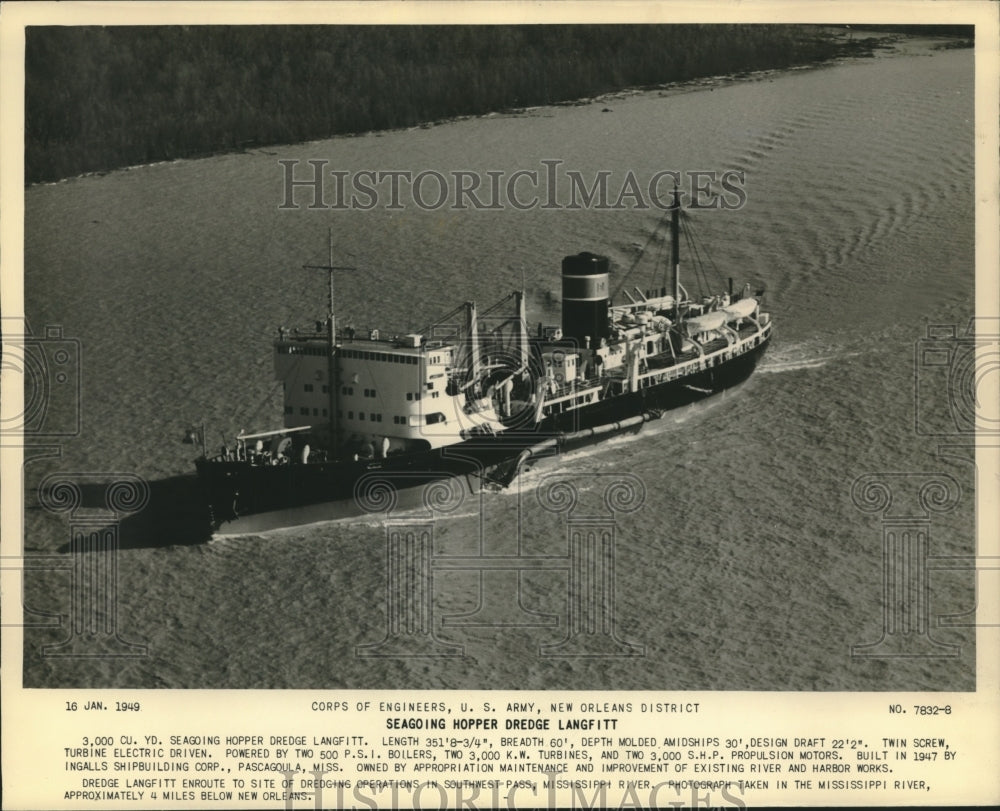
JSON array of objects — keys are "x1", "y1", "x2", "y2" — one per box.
[
  {"x1": 304, "y1": 229, "x2": 353, "y2": 451},
  {"x1": 466, "y1": 301, "x2": 480, "y2": 385},
  {"x1": 326, "y1": 231, "x2": 338, "y2": 450},
  {"x1": 671, "y1": 185, "x2": 681, "y2": 313},
  {"x1": 514, "y1": 289, "x2": 529, "y2": 371}
]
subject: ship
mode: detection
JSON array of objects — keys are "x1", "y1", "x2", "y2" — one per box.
[{"x1": 195, "y1": 193, "x2": 772, "y2": 533}]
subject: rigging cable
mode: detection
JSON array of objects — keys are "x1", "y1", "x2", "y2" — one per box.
[
  {"x1": 683, "y1": 214, "x2": 728, "y2": 293},
  {"x1": 609, "y1": 214, "x2": 669, "y2": 300},
  {"x1": 231, "y1": 377, "x2": 286, "y2": 434}
]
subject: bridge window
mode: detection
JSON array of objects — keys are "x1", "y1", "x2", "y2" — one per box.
[{"x1": 426, "y1": 412, "x2": 446, "y2": 425}]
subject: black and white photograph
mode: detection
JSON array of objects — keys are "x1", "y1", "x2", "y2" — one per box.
[{"x1": 2, "y1": 2, "x2": 997, "y2": 808}]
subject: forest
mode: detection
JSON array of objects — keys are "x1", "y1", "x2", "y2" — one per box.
[{"x1": 22, "y1": 24, "x2": 954, "y2": 184}]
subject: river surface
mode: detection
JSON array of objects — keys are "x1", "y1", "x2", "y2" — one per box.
[{"x1": 22, "y1": 36, "x2": 976, "y2": 690}]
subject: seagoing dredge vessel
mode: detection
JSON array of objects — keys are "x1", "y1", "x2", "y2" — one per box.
[{"x1": 194, "y1": 193, "x2": 772, "y2": 533}]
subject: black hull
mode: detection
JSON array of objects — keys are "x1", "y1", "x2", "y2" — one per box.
[{"x1": 196, "y1": 335, "x2": 769, "y2": 533}]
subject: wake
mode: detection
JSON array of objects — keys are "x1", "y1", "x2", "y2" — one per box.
[{"x1": 759, "y1": 348, "x2": 860, "y2": 374}]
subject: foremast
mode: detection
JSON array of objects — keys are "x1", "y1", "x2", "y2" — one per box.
[
  {"x1": 303, "y1": 229, "x2": 354, "y2": 450},
  {"x1": 670, "y1": 186, "x2": 681, "y2": 315}
]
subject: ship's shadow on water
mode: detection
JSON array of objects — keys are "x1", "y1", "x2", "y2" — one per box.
[{"x1": 47, "y1": 476, "x2": 212, "y2": 552}]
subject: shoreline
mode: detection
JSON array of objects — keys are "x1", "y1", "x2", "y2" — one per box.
[{"x1": 26, "y1": 28, "x2": 969, "y2": 190}]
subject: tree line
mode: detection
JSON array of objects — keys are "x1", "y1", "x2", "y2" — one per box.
[{"x1": 25, "y1": 24, "x2": 907, "y2": 184}]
